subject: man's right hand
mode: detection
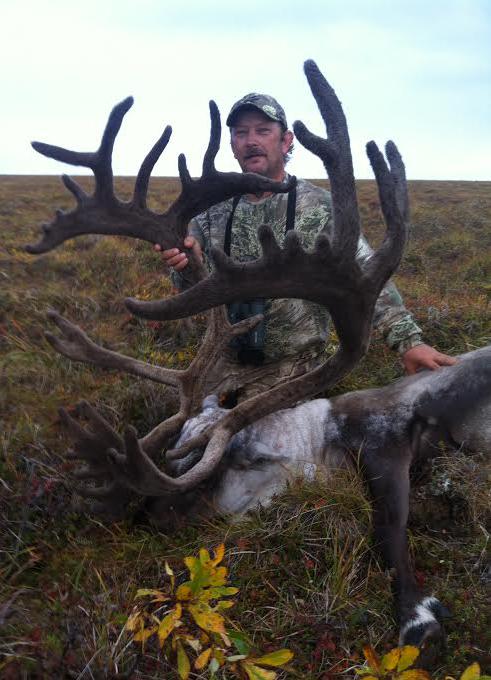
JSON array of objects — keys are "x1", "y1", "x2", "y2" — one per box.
[{"x1": 154, "y1": 236, "x2": 203, "y2": 272}]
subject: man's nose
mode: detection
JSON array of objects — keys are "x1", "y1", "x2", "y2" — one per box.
[{"x1": 245, "y1": 131, "x2": 260, "y2": 146}]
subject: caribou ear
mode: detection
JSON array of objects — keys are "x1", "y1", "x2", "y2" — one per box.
[
  {"x1": 202, "y1": 394, "x2": 220, "y2": 410},
  {"x1": 229, "y1": 439, "x2": 288, "y2": 465},
  {"x1": 247, "y1": 442, "x2": 278, "y2": 462}
]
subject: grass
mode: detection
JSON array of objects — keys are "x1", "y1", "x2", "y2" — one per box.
[{"x1": 0, "y1": 176, "x2": 490, "y2": 678}]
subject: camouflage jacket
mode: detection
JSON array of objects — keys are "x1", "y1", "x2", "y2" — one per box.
[{"x1": 181, "y1": 178, "x2": 422, "y2": 362}]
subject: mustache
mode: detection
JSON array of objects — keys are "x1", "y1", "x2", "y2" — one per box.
[{"x1": 244, "y1": 149, "x2": 266, "y2": 159}]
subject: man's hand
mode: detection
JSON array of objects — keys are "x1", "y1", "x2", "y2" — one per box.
[
  {"x1": 402, "y1": 343, "x2": 457, "y2": 375},
  {"x1": 154, "y1": 236, "x2": 203, "y2": 272}
]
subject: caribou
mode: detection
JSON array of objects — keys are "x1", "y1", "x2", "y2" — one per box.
[{"x1": 26, "y1": 60, "x2": 490, "y2": 648}]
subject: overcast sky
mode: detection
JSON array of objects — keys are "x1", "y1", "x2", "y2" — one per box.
[{"x1": 1, "y1": 0, "x2": 490, "y2": 180}]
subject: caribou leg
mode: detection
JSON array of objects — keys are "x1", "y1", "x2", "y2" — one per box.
[{"x1": 364, "y1": 448, "x2": 447, "y2": 646}]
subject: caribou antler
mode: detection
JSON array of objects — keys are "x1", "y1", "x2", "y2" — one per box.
[
  {"x1": 27, "y1": 96, "x2": 293, "y2": 509},
  {"x1": 53, "y1": 305, "x2": 266, "y2": 503},
  {"x1": 103, "y1": 59, "x2": 409, "y2": 494},
  {"x1": 30, "y1": 60, "x2": 409, "y2": 508},
  {"x1": 46, "y1": 307, "x2": 263, "y2": 456},
  {"x1": 58, "y1": 401, "x2": 135, "y2": 518},
  {"x1": 28, "y1": 98, "x2": 294, "y2": 284}
]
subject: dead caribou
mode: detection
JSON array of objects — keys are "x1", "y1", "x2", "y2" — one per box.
[
  {"x1": 26, "y1": 60, "x2": 490, "y2": 647},
  {"x1": 169, "y1": 345, "x2": 491, "y2": 645}
]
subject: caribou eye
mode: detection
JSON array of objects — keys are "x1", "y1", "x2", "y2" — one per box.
[{"x1": 253, "y1": 457, "x2": 270, "y2": 466}]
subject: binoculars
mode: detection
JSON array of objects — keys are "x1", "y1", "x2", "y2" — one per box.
[{"x1": 227, "y1": 298, "x2": 267, "y2": 365}]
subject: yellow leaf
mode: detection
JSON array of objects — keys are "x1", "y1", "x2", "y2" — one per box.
[
  {"x1": 242, "y1": 661, "x2": 277, "y2": 680},
  {"x1": 397, "y1": 646, "x2": 421, "y2": 672},
  {"x1": 460, "y1": 664, "x2": 481, "y2": 680},
  {"x1": 212, "y1": 586, "x2": 240, "y2": 598},
  {"x1": 158, "y1": 604, "x2": 182, "y2": 647},
  {"x1": 184, "y1": 556, "x2": 209, "y2": 592},
  {"x1": 188, "y1": 603, "x2": 226, "y2": 634},
  {"x1": 363, "y1": 646, "x2": 381, "y2": 673},
  {"x1": 184, "y1": 556, "x2": 200, "y2": 579},
  {"x1": 209, "y1": 566, "x2": 228, "y2": 586},
  {"x1": 177, "y1": 640, "x2": 191, "y2": 680},
  {"x1": 381, "y1": 647, "x2": 401, "y2": 671},
  {"x1": 195, "y1": 647, "x2": 212, "y2": 670},
  {"x1": 125, "y1": 610, "x2": 142, "y2": 632},
  {"x1": 210, "y1": 543, "x2": 225, "y2": 566},
  {"x1": 133, "y1": 625, "x2": 158, "y2": 642},
  {"x1": 198, "y1": 585, "x2": 239, "y2": 602},
  {"x1": 134, "y1": 588, "x2": 167, "y2": 600},
  {"x1": 216, "y1": 600, "x2": 235, "y2": 610},
  {"x1": 252, "y1": 649, "x2": 294, "y2": 667},
  {"x1": 199, "y1": 547, "x2": 211, "y2": 564},
  {"x1": 397, "y1": 671, "x2": 431, "y2": 680},
  {"x1": 176, "y1": 584, "x2": 193, "y2": 601},
  {"x1": 165, "y1": 561, "x2": 175, "y2": 591}
]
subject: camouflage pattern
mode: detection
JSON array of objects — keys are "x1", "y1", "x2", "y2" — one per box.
[
  {"x1": 183, "y1": 178, "x2": 422, "y2": 363},
  {"x1": 226, "y1": 93, "x2": 288, "y2": 128}
]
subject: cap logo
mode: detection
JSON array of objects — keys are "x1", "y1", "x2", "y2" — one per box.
[{"x1": 262, "y1": 104, "x2": 277, "y2": 118}]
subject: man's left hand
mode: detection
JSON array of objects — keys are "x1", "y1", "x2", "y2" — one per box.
[{"x1": 402, "y1": 344, "x2": 457, "y2": 375}]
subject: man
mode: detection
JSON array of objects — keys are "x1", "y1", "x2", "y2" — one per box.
[{"x1": 157, "y1": 93, "x2": 455, "y2": 401}]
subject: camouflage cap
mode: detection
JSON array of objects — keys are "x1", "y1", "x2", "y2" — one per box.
[{"x1": 226, "y1": 93, "x2": 288, "y2": 128}]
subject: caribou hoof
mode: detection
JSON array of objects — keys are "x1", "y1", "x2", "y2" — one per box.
[{"x1": 399, "y1": 596, "x2": 450, "y2": 646}]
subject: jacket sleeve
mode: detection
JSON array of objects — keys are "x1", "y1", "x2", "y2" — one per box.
[{"x1": 355, "y1": 234, "x2": 423, "y2": 354}]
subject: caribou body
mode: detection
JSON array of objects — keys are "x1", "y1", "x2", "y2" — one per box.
[
  {"x1": 174, "y1": 347, "x2": 491, "y2": 516},
  {"x1": 170, "y1": 346, "x2": 491, "y2": 644}
]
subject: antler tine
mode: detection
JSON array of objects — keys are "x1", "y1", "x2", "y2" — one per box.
[
  {"x1": 95, "y1": 96, "x2": 134, "y2": 202},
  {"x1": 59, "y1": 401, "x2": 138, "y2": 517},
  {"x1": 364, "y1": 140, "x2": 409, "y2": 287},
  {"x1": 100, "y1": 421, "x2": 233, "y2": 494},
  {"x1": 62, "y1": 174, "x2": 88, "y2": 204},
  {"x1": 31, "y1": 142, "x2": 96, "y2": 171},
  {"x1": 303, "y1": 59, "x2": 348, "y2": 144},
  {"x1": 202, "y1": 100, "x2": 221, "y2": 174},
  {"x1": 294, "y1": 60, "x2": 360, "y2": 261},
  {"x1": 45, "y1": 309, "x2": 181, "y2": 388},
  {"x1": 33, "y1": 96, "x2": 134, "y2": 203},
  {"x1": 133, "y1": 125, "x2": 173, "y2": 209}
]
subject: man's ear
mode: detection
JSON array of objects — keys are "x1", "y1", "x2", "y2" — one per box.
[
  {"x1": 282, "y1": 129, "x2": 294, "y2": 152},
  {"x1": 230, "y1": 135, "x2": 238, "y2": 159}
]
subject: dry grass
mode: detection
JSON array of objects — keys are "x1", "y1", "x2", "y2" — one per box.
[{"x1": 0, "y1": 176, "x2": 490, "y2": 678}]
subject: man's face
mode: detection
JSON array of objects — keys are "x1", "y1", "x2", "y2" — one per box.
[{"x1": 230, "y1": 110, "x2": 293, "y2": 181}]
